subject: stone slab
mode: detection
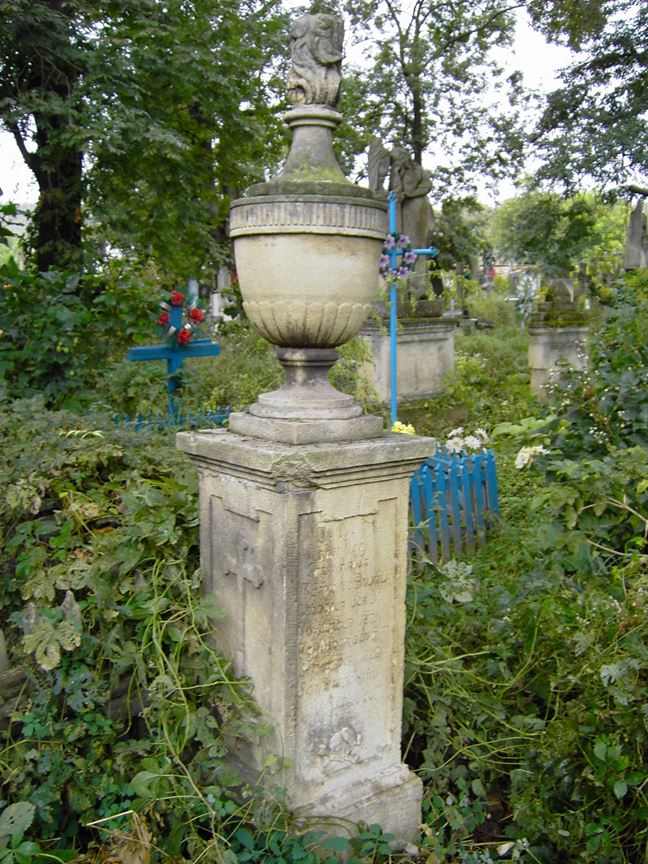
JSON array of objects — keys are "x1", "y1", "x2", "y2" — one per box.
[
  {"x1": 528, "y1": 325, "x2": 588, "y2": 398},
  {"x1": 176, "y1": 429, "x2": 433, "y2": 842},
  {"x1": 359, "y1": 320, "x2": 455, "y2": 403},
  {"x1": 228, "y1": 410, "x2": 384, "y2": 444}
]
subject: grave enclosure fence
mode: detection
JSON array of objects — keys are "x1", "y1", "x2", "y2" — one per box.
[{"x1": 409, "y1": 448, "x2": 500, "y2": 563}]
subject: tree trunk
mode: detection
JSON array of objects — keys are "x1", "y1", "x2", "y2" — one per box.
[{"x1": 31, "y1": 115, "x2": 83, "y2": 272}]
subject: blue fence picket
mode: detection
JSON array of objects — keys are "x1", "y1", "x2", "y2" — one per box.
[
  {"x1": 409, "y1": 473, "x2": 426, "y2": 558},
  {"x1": 113, "y1": 407, "x2": 232, "y2": 431},
  {"x1": 448, "y1": 458, "x2": 462, "y2": 557},
  {"x1": 436, "y1": 462, "x2": 451, "y2": 561},
  {"x1": 460, "y1": 457, "x2": 475, "y2": 556},
  {"x1": 409, "y1": 447, "x2": 500, "y2": 563}
]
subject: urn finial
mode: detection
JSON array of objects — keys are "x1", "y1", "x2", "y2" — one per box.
[{"x1": 286, "y1": 13, "x2": 344, "y2": 107}]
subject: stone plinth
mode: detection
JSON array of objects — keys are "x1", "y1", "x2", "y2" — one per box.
[
  {"x1": 528, "y1": 324, "x2": 589, "y2": 399},
  {"x1": 359, "y1": 319, "x2": 455, "y2": 404},
  {"x1": 176, "y1": 428, "x2": 432, "y2": 841}
]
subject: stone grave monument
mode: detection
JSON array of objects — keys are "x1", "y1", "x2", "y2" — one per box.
[
  {"x1": 360, "y1": 139, "x2": 454, "y2": 404},
  {"x1": 528, "y1": 278, "x2": 589, "y2": 399},
  {"x1": 623, "y1": 196, "x2": 648, "y2": 270},
  {"x1": 176, "y1": 11, "x2": 433, "y2": 844}
]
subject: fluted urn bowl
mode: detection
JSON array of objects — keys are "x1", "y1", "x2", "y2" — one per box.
[
  {"x1": 227, "y1": 105, "x2": 388, "y2": 437},
  {"x1": 229, "y1": 193, "x2": 387, "y2": 348}
]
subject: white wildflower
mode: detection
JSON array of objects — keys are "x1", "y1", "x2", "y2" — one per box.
[
  {"x1": 463, "y1": 435, "x2": 483, "y2": 451},
  {"x1": 515, "y1": 445, "x2": 548, "y2": 469}
]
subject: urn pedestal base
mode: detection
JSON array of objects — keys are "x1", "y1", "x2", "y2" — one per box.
[
  {"x1": 229, "y1": 412, "x2": 384, "y2": 445},
  {"x1": 229, "y1": 346, "x2": 384, "y2": 444},
  {"x1": 175, "y1": 429, "x2": 432, "y2": 845}
]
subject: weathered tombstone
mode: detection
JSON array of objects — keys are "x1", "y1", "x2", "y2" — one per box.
[
  {"x1": 528, "y1": 278, "x2": 589, "y2": 399},
  {"x1": 361, "y1": 141, "x2": 454, "y2": 405},
  {"x1": 623, "y1": 197, "x2": 648, "y2": 270},
  {"x1": 176, "y1": 12, "x2": 431, "y2": 844}
]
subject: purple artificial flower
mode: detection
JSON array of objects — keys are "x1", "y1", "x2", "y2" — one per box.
[
  {"x1": 380, "y1": 254, "x2": 391, "y2": 269},
  {"x1": 404, "y1": 250, "x2": 417, "y2": 266},
  {"x1": 383, "y1": 234, "x2": 396, "y2": 250},
  {"x1": 396, "y1": 234, "x2": 410, "y2": 249},
  {"x1": 396, "y1": 266, "x2": 409, "y2": 277}
]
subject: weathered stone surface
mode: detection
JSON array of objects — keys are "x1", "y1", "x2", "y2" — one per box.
[
  {"x1": 528, "y1": 324, "x2": 589, "y2": 399},
  {"x1": 230, "y1": 199, "x2": 385, "y2": 349},
  {"x1": 624, "y1": 198, "x2": 648, "y2": 270},
  {"x1": 359, "y1": 319, "x2": 455, "y2": 403},
  {"x1": 287, "y1": 14, "x2": 344, "y2": 107},
  {"x1": 229, "y1": 412, "x2": 384, "y2": 445},
  {"x1": 176, "y1": 429, "x2": 432, "y2": 841}
]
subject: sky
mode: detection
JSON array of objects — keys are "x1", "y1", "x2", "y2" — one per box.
[{"x1": 0, "y1": 8, "x2": 573, "y2": 208}]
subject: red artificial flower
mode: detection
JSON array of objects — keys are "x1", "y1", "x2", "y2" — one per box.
[
  {"x1": 189, "y1": 307, "x2": 204, "y2": 323},
  {"x1": 157, "y1": 310, "x2": 170, "y2": 327},
  {"x1": 177, "y1": 328, "x2": 192, "y2": 345},
  {"x1": 170, "y1": 290, "x2": 185, "y2": 306}
]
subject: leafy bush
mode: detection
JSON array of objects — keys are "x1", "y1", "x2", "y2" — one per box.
[
  {"x1": 0, "y1": 401, "x2": 288, "y2": 860},
  {"x1": 0, "y1": 261, "x2": 158, "y2": 409},
  {"x1": 404, "y1": 271, "x2": 648, "y2": 863},
  {"x1": 544, "y1": 271, "x2": 648, "y2": 457}
]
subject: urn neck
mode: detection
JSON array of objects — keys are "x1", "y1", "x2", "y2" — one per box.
[{"x1": 278, "y1": 105, "x2": 349, "y2": 186}]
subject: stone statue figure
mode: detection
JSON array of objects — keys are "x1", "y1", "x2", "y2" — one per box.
[
  {"x1": 287, "y1": 13, "x2": 344, "y2": 107},
  {"x1": 368, "y1": 139, "x2": 435, "y2": 303},
  {"x1": 623, "y1": 197, "x2": 648, "y2": 270}
]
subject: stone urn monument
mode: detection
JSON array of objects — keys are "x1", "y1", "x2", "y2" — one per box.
[
  {"x1": 227, "y1": 13, "x2": 387, "y2": 444},
  {"x1": 177, "y1": 10, "x2": 432, "y2": 845}
]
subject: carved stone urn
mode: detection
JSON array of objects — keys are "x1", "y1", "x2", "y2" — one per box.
[{"x1": 228, "y1": 13, "x2": 387, "y2": 444}]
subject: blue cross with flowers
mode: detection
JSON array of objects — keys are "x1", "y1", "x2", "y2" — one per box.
[
  {"x1": 383, "y1": 190, "x2": 438, "y2": 424},
  {"x1": 127, "y1": 288, "x2": 221, "y2": 423}
]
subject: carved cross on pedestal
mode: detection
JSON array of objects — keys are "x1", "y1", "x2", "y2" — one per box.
[{"x1": 127, "y1": 302, "x2": 221, "y2": 422}]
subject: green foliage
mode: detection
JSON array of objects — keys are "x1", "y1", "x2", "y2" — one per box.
[
  {"x1": 402, "y1": 265, "x2": 647, "y2": 863},
  {"x1": 0, "y1": 262, "x2": 158, "y2": 408},
  {"x1": 0, "y1": 400, "x2": 283, "y2": 860},
  {"x1": 489, "y1": 191, "x2": 626, "y2": 275},
  {"x1": 342, "y1": 0, "x2": 525, "y2": 194},
  {"x1": 544, "y1": 269, "x2": 648, "y2": 456},
  {"x1": 405, "y1": 452, "x2": 648, "y2": 862},
  {"x1": 0, "y1": 0, "x2": 289, "y2": 276},
  {"x1": 530, "y1": 0, "x2": 648, "y2": 190},
  {"x1": 431, "y1": 198, "x2": 490, "y2": 273}
]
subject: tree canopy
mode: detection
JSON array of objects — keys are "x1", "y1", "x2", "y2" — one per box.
[
  {"x1": 529, "y1": 0, "x2": 648, "y2": 191},
  {"x1": 340, "y1": 0, "x2": 526, "y2": 197},
  {"x1": 489, "y1": 189, "x2": 626, "y2": 274},
  {"x1": 0, "y1": 0, "x2": 289, "y2": 276}
]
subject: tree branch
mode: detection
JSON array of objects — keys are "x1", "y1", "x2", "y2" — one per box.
[
  {"x1": 435, "y1": 1, "x2": 524, "y2": 57},
  {"x1": 8, "y1": 122, "x2": 43, "y2": 183},
  {"x1": 626, "y1": 184, "x2": 648, "y2": 198}
]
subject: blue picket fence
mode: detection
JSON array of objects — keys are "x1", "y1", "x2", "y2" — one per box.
[
  {"x1": 409, "y1": 448, "x2": 500, "y2": 562},
  {"x1": 113, "y1": 407, "x2": 232, "y2": 431}
]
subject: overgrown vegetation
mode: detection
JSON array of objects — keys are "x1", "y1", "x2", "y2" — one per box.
[
  {"x1": 404, "y1": 270, "x2": 648, "y2": 863},
  {"x1": 1, "y1": 270, "x2": 646, "y2": 862}
]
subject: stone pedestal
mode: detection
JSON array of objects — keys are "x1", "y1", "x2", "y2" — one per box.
[
  {"x1": 176, "y1": 428, "x2": 431, "y2": 841},
  {"x1": 528, "y1": 324, "x2": 588, "y2": 399},
  {"x1": 359, "y1": 319, "x2": 455, "y2": 404}
]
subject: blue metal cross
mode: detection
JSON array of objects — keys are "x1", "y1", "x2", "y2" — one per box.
[
  {"x1": 386, "y1": 190, "x2": 438, "y2": 424},
  {"x1": 127, "y1": 302, "x2": 221, "y2": 423}
]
